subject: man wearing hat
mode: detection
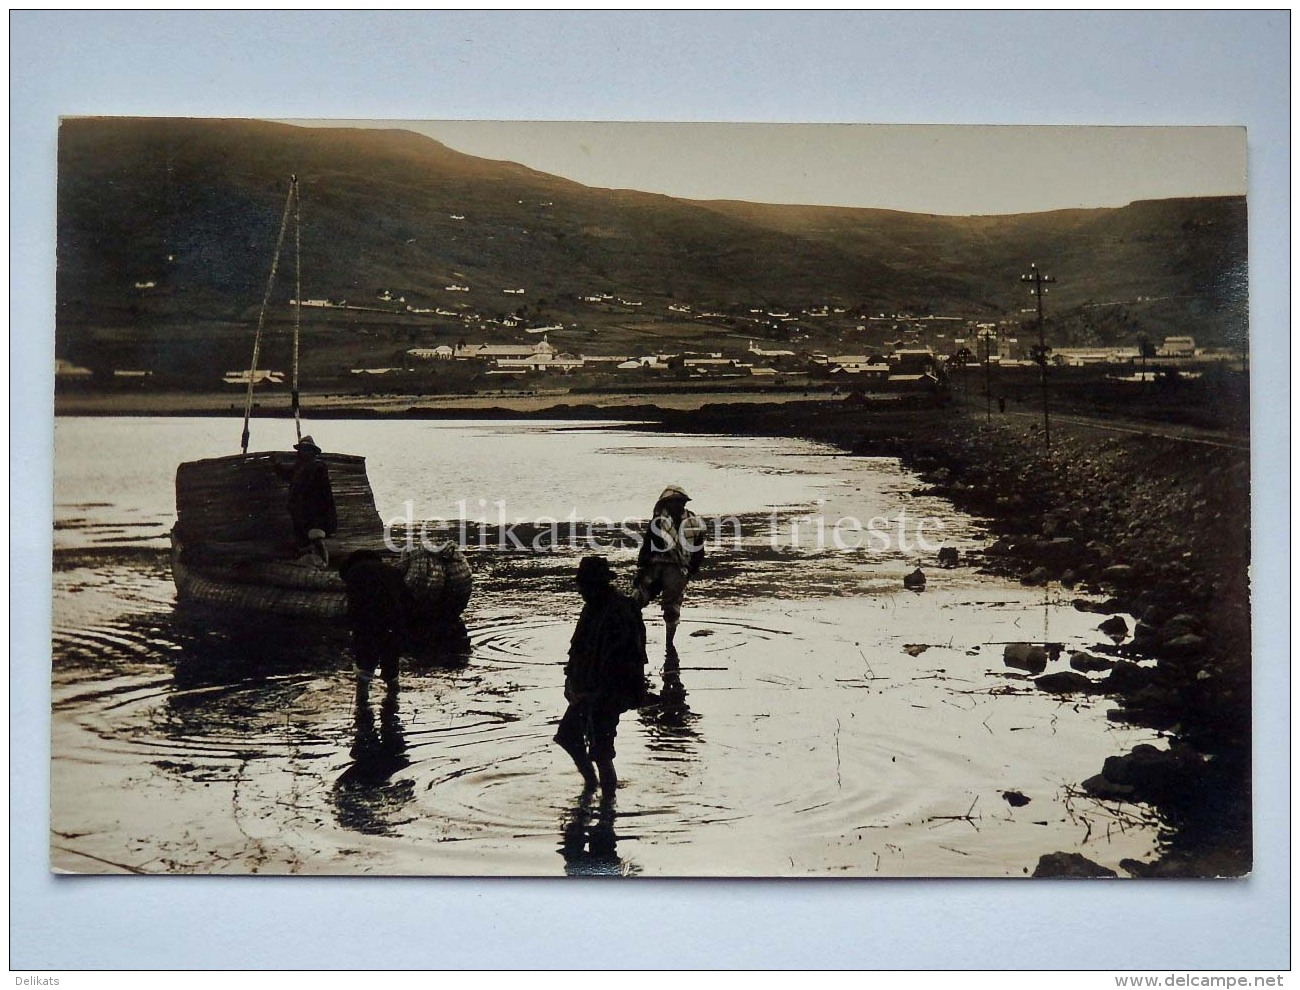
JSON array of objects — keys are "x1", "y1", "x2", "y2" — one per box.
[
  {"x1": 632, "y1": 485, "x2": 706, "y2": 664},
  {"x1": 279, "y1": 435, "x2": 337, "y2": 566},
  {"x1": 555, "y1": 555, "x2": 649, "y2": 795}
]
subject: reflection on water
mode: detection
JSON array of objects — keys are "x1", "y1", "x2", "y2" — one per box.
[
  {"x1": 559, "y1": 796, "x2": 638, "y2": 877},
  {"x1": 332, "y1": 680, "x2": 414, "y2": 837},
  {"x1": 639, "y1": 666, "x2": 703, "y2": 754},
  {"x1": 51, "y1": 418, "x2": 1166, "y2": 877}
]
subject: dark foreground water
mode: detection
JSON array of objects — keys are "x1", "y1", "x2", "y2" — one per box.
[{"x1": 52, "y1": 417, "x2": 1162, "y2": 876}]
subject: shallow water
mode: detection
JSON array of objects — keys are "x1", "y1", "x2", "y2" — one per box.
[{"x1": 51, "y1": 417, "x2": 1163, "y2": 877}]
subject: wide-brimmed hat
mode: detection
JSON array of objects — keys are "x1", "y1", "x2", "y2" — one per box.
[
  {"x1": 658, "y1": 485, "x2": 691, "y2": 502},
  {"x1": 576, "y1": 555, "x2": 614, "y2": 589},
  {"x1": 294, "y1": 435, "x2": 322, "y2": 453}
]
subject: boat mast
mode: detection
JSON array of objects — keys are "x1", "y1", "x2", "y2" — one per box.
[
  {"x1": 291, "y1": 175, "x2": 302, "y2": 442},
  {"x1": 240, "y1": 176, "x2": 298, "y2": 455}
]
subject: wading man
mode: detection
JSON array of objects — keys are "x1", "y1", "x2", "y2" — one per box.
[
  {"x1": 277, "y1": 435, "x2": 337, "y2": 567},
  {"x1": 632, "y1": 485, "x2": 706, "y2": 664},
  {"x1": 554, "y1": 556, "x2": 649, "y2": 797},
  {"x1": 339, "y1": 549, "x2": 413, "y2": 687}
]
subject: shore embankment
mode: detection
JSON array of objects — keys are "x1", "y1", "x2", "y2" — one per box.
[{"x1": 659, "y1": 398, "x2": 1252, "y2": 876}]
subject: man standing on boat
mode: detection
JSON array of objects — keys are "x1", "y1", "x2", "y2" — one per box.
[
  {"x1": 277, "y1": 435, "x2": 337, "y2": 567},
  {"x1": 555, "y1": 556, "x2": 650, "y2": 797},
  {"x1": 631, "y1": 485, "x2": 706, "y2": 666}
]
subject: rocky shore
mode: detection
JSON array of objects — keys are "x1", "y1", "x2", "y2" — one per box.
[{"x1": 657, "y1": 399, "x2": 1253, "y2": 877}]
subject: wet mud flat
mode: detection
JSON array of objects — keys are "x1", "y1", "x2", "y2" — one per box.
[{"x1": 52, "y1": 538, "x2": 1167, "y2": 878}]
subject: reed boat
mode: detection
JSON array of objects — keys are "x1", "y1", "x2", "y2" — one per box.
[
  {"x1": 171, "y1": 450, "x2": 472, "y2": 623},
  {"x1": 169, "y1": 175, "x2": 472, "y2": 624}
]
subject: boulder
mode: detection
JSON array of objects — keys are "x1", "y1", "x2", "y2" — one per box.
[
  {"x1": 1081, "y1": 773, "x2": 1135, "y2": 801},
  {"x1": 1100, "y1": 743, "x2": 1207, "y2": 804},
  {"x1": 1098, "y1": 615, "x2": 1130, "y2": 643},
  {"x1": 903, "y1": 568, "x2": 926, "y2": 591},
  {"x1": 1034, "y1": 671, "x2": 1096, "y2": 694},
  {"x1": 1070, "y1": 652, "x2": 1114, "y2": 673},
  {"x1": 937, "y1": 546, "x2": 960, "y2": 568},
  {"x1": 1101, "y1": 564, "x2": 1135, "y2": 586},
  {"x1": 1042, "y1": 536, "x2": 1081, "y2": 566},
  {"x1": 1161, "y1": 615, "x2": 1203, "y2": 641},
  {"x1": 1102, "y1": 660, "x2": 1157, "y2": 694},
  {"x1": 1003, "y1": 643, "x2": 1048, "y2": 674},
  {"x1": 1002, "y1": 790, "x2": 1031, "y2": 807},
  {"x1": 1032, "y1": 852, "x2": 1119, "y2": 878},
  {"x1": 1021, "y1": 566, "x2": 1051, "y2": 586},
  {"x1": 1162, "y1": 634, "x2": 1208, "y2": 660}
]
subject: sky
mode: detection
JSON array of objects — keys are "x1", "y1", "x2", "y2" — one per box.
[{"x1": 295, "y1": 119, "x2": 1246, "y2": 216}]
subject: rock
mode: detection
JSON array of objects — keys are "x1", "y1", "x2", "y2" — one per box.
[
  {"x1": 1070, "y1": 652, "x2": 1114, "y2": 673},
  {"x1": 903, "y1": 568, "x2": 926, "y2": 591},
  {"x1": 1021, "y1": 566, "x2": 1051, "y2": 586},
  {"x1": 1141, "y1": 604, "x2": 1170, "y2": 627},
  {"x1": 1101, "y1": 564, "x2": 1135, "y2": 586},
  {"x1": 1034, "y1": 671, "x2": 1096, "y2": 694},
  {"x1": 1162, "y1": 633, "x2": 1207, "y2": 659},
  {"x1": 1161, "y1": 615, "x2": 1203, "y2": 640},
  {"x1": 1100, "y1": 743, "x2": 1207, "y2": 804},
  {"x1": 1081, "y1": 773, "x2": 1136, "y2": 801},
  {"x1": 688, "y1": 629, "x2": 714, "y2": 638},
  {"x1": 1002, "y1": 790, "x2": 1031, "y2": 807},
  {"x1": 937, "y1": 546, "x2": 960, "y2": 568},
  {"x1": 1060, "y1": 569, "x2": 1078, "y2": 589},
  {"x1": 1003, "y1": 643, "x2": 1048, "y2": 674},
  {"x1": 1042, "y1": 536, "x2": 1081, "y2": 565},
  {"x1": 1098, "y1": 615, "x2": 1129, "y2": 643},
  {"x1": 1103, "y1": 660, "x2": 1156, "y2": 694},
  {"x1": 1032, "y1": 852, "x2": 1119, "y2": 878}
]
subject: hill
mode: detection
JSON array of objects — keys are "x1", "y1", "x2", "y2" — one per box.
[{"x1": 55, "y1": 118, "x2": 1247, "y2": 378}]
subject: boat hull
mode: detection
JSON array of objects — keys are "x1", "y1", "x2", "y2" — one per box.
[{"x1": 171, "y1": 531, "x2": 473, "y2": 622}]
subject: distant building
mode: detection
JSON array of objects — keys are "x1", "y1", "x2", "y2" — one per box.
[
  {"x1": 748, "y1": 340, "x2": 796, "y2": 358},
  {"x1": 1159, "y1": 336, "x2": 1197, "y2": 357},
  {"x1": 454, "y1": 337, "x2": 556, "y2": 361},
  {"x1": 495, "y1": 354, "x2": 585, "y2": 372},
  {"x1": 224, "y1": 369, "x2": 284, "y2": 385},
  {"x1": 55, "y1": 359, "x2": 93, "y2": 379},
  {"x1": 1053, "y1": 346, "x2": 1140, "y2": 366},
  {"x1": 828, "y1": 356, "x2": 890, "y2": 376},
  {"x1": 892, "y1": 348, "x2": 937, "y2": 374},
  {"x1": 406, "y1": 346, "x2": 455, "y2": 361}
]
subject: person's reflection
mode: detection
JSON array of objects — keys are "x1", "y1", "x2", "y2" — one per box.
[
  {"x1": 638, "y1": 664, "x2": 703, "y2": 751},
  {"x1": 330, "y1": 677, "x2": 414, "y2": 836},
  {"x1": 406, "y1": 619, "x2": 472, "y2": 671},
  {"x1": 558, "y1": 794, "x2": 638, "y2": 877}
]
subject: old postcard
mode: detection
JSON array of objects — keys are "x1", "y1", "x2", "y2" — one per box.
[{"x1": 52, "y1": 119, "x2": 1249, "y2": 878}]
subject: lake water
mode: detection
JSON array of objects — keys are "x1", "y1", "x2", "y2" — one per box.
[{"x1": 51, "y1": 416, "x2": 1163, "y2": 877}]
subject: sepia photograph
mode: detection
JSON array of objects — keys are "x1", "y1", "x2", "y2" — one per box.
[{"x1": 51, "y1": 117, "x2": 1252, "y2": 880}]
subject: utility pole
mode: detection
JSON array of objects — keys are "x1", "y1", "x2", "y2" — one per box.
[
  {"x1": 982, "y1": 329, "x2": 992, "y2": 422},
  {"x1": 1021, "y1": 263, "x2": 1056, "y2": 449}
]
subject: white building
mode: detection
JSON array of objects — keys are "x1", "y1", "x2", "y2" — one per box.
[
  {"x1": 224, "y1": 369, "x2": 284, "y2": 385},
  {"x1": 1159, "y1": 336, "x2": 1198, "y2": 357}
]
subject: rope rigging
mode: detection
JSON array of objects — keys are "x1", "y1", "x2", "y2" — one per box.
[{"x1": 240, "y1": 175, "x2": 300, "y2": 454}]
